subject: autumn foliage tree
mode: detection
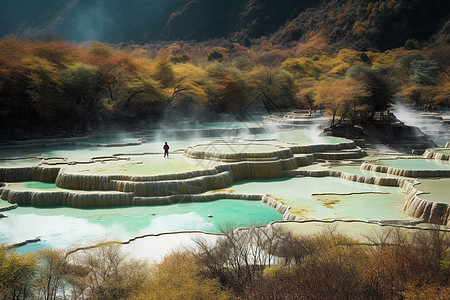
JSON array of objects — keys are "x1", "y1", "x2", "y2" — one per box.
[
  {"x1": 0, "y1": 36, "x2": 448, "y2": 139},
  {"x1": 1, "y1": 225, "x2": 449, "y2": 299},
  {"x1": 133, "y1": 252, "x2": 231, "y2": 300},
  {"x1": 0, "y1": 247, "x2": 38, "y2": 300},
  {"x1": 314, "y1": 78, "x2": 369, "y2": 126}
]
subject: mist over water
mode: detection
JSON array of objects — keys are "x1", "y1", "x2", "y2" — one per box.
[
  {"x1": 0, "y1": 110, "x2": 431, "y2": 260},
  {"x1": 0, "y1": 0, "x2": 192, "y2": 42},
  {"x1": 391, "y1": 102, "x2": 450, "y2": 147}
]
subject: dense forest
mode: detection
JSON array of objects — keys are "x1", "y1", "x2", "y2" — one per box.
[
  {"x1": 0, "y1": 34, "x2": 449, "y2": 140},
  {"x1": 1, "y1": 227, "x2": 449, "y2": 299},
  {"x1": 0, "y1": 0, "x2": 449, "y2": 141}
]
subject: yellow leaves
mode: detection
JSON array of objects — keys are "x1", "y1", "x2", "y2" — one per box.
[
  {"x1": 1, "y1": 36, "x2": 449, "y2": 124},
  {"x1": 131, "y1": 56, "x2": 154, "y2": 74},
  {"x1": 0, "y1": 247, "x2": 38, "y2": 298},
  {"x1": 247, "y1": 65, "x2": 295, "y2": 103},
  {"x1": 387, "y1": 0, "x2": 398, "y2": 9},
  {"x1": 31, "y1": 41, "x2": 77, "y2": 67},
  {"x1": 329, "y1": 62, "x2": 351, "y2": 75},
  {"x1": 88, "y1": 41, "x2": 113, "y2": 58},
  {"x1": 22, "y1": 55, "x2": 58, "y2": 76},
  {"x1": 400, "y1": 82, "x2": 450, "y2": 108},
  {"x1": 22, "y1": 54, "x2": 62, "y2": 120},
  {"x1": 172, "y1": 63, "x2": 210, "y2": 103},
  {"x1": 291, "y1": 30, "x2": 333, "y2": 57},
  {"x1": 126, "y1": 76, "x2": 164, "y2": 103},
  {"x1": 352, "y1": 20, "x2": 371, "y2": 37},
  {"x1": 132, "y1": 252, "x2": 231, "y2": 300},
  {"x1": 283, "y1": 54, "x2": 355, "y2": 80},
  {"x1": 371, "y1": 48, "x2": 420, "y2": 68},
  {"x1": 152, "y1": 59, "x2": 176, "y2": 88},
  {"x1": 313, "y1": 78, "x2": 370, "y2": 124},
  {"x1": 283, "y1": 57, "x2": 321, "y2": 79},
  {"x1": 262, "y1": 265, "x2": 295, "y2": 279},
  {"x1": 335, "y1": 48, "x2": 360, "y2": 64},
  {"x1": 433, "y1": 81, "x2": 450, "y2": 106}
]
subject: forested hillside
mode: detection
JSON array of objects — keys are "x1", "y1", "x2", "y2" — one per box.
[
  {"x1": 0, "y1": 0, "x2": 320, "y2": 43},
  {"x1": 1, "y1": 0, "x2": 448, "y2": 50},
  {"x1": 0, "y1": 0, "x2": 449, "y2": 140},
  {"x1": 1, "y1": 36, "x2": 448, "y2": 140},
  {"x1": 271, "y1": 0, "x2": 450, "y2": 50}
]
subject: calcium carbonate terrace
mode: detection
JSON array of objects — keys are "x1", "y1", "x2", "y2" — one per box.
[{"x1": 1, "y1": 117, "x2": 449, "y2": 257}]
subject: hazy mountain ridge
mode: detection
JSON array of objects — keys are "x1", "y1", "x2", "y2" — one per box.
[
  {"x1": 0, "y1": 0, "x2": 448, "y2": 49},
  {"x1": 270, "y1": 0, "x2": 450, "y2": 50}
]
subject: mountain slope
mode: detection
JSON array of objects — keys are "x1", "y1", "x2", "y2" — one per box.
[
  {"x1": 0, "y1": 0, "x2": 448, "y2": 50},
  {"x1": 271, "y1": 0, "x2": 450, "y2": 50}
]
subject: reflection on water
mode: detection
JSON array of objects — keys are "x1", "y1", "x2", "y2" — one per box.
[
  {"x1": 0, "y1": 119, "x2": 441, "y2": 258},
  {"x1": 0, "y1": 199, "x2": 282, "y2": 253}
]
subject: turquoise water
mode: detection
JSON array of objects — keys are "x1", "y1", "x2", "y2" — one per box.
[
  {"x1": 0, "y1": 121, "x2": 422, "y2": 256},
  {"x1": 0, "y1": 199, "x2": 282, "y2": 253},
  {"x1": 0, "y1": 122, "x2": 349, "y2": 161},
  {"x1": 377, "y1": 158, "x2": 450, "y2": 170},
  {"x1": 22, "y1": 182, "x2": 58, "y2": 189}
]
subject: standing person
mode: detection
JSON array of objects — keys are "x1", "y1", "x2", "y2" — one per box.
[{"x1": 163, "y1": 142, "x2": 170, "y2": 158}]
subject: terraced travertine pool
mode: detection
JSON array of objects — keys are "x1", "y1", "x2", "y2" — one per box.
[
  {"x1": 414, "y1": 178, "x2": 450, "y2": 204},
  {"x1": 0, "y1": 198, "x2": 283, "y2": 253},
  {"x1": 63, "y1": 154, "x2": 217, "y2": 176},
  {"x1": 375, "y1": 158, "x2": 450, "y2": 170},
  {"x1": 1, "y1": 118, "x2": 449, "y2": 259},
  {"x1": 227, "y1": 177, "x2": 410, "y2": 221},
  {"x1": 328, "y1": 165, "x2": 403, "y2": 178}
]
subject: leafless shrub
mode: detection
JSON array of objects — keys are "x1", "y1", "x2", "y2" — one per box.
[{"x1": 69, "y1": 243, "x2": 150, "y2": 300}]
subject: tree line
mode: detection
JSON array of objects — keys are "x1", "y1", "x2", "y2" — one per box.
[
  {"x1": 0, "y1": 36, "x2": 448, "y2": 139},
  {"x1": 1, "y1": 225, "x2": 449, "y2": 299}
]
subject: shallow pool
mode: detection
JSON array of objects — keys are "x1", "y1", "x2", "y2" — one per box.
[
  {"x1": 0, "y1": 199, "x2": 282, "y2": 253},
  {"x1": 376, "y1": 158, "x2": 450, "y2": 170},
  {"x1": 329, "y1": 165, "x2": 402, "y2": 178},
  {"x1": 415, "y1": 178, "x2": 450, "y2": 204},
  {"x1": 229, "y1": 177, "x2": 410, "y2": 221},
  {"x1": 64, "y1": 154, "x2": 217, "y2": 176},
  {"x1": 270, "y1": 128, "x2": 351, "y2": 145}
]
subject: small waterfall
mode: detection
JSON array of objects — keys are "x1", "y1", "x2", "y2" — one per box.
[
  {"x1": 423, "y1": 149, "x2": 450, "y2": 161},
  {"x1": 391, "y1": 102, "x2": 450, "y2": 147},
  {"x1": 361, "y1": 161, "x2": 450, "y2": 178},
  {"x1": 113, "y1": 171, "x2": 234, "y2": 197},
  {"x1": 281, "y1": 168, "x2": 449, "y2": 226},
  {"x1": 0, "y1": 166, "x2": 61, "y2": 183}
]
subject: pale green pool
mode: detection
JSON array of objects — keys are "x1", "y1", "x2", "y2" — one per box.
[
  {"x1": 64, "y1": 154, "x2": 217, "y2": 176},
  {"x1": 432, "y1": 149, "x2": 450, "y2": 154},
  {"x1": 376, "y1": 158, "x2": 450, "y2": 170},
  {"x1": 328, "y1": 165, "x2": 403, "y2": 178},
  {"x1": 415, "y1": 178, "x2": 450, "y2": 204},
  {"x1": 228, "y1": 177, "x2": 410, "y2": 221},
  {"x1": 191, "y1": 144, "x2": 281, "y2": 154}
]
